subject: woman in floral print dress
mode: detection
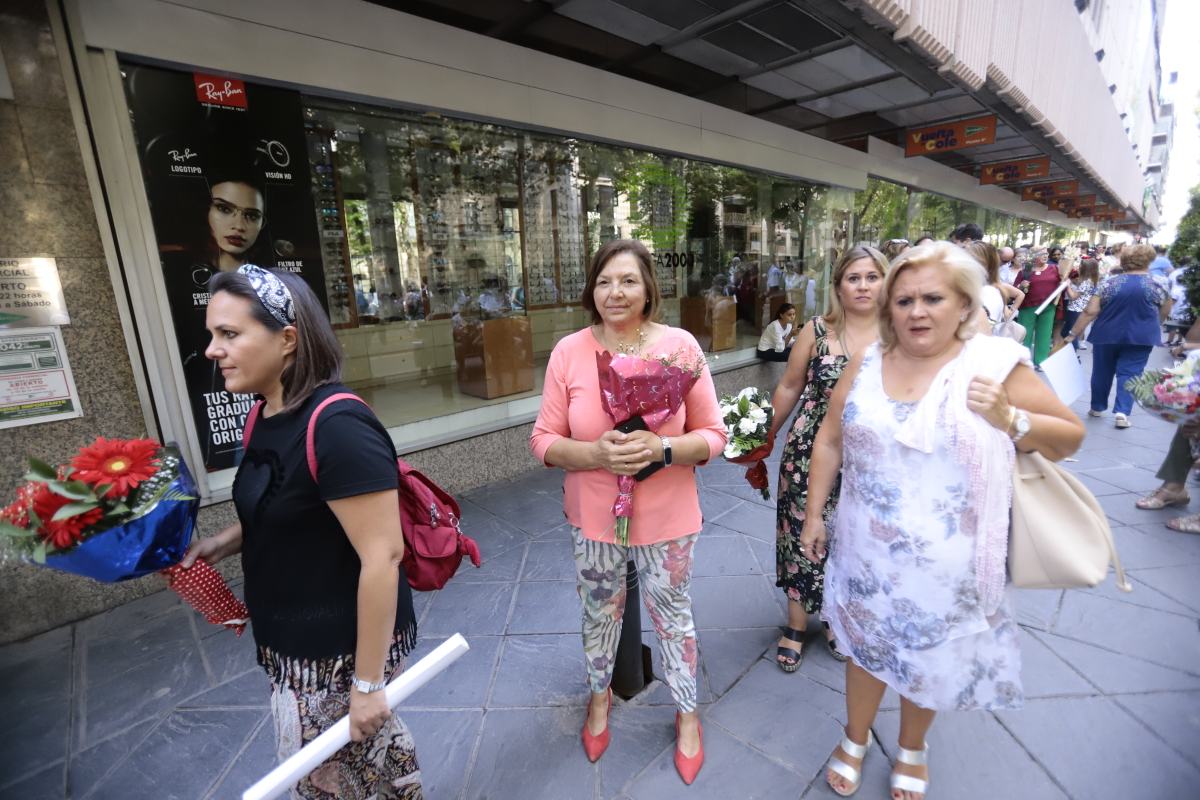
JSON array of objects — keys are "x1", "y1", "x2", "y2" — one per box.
[
  {"x1": 768, "y1": 246, "x2": 889, "y2": 671},
  {"x1": 800, "y1": 243, "x2": 1084, "y2": 799}
]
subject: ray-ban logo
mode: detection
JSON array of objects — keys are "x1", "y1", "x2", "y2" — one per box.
[{"x1": 193, "y1": 74, "x2": 247, "y2": 109}]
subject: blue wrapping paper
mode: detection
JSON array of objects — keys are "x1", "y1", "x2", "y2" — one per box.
[{"x1": 43, "y1": 454, "x2": 200, "y2": 583}]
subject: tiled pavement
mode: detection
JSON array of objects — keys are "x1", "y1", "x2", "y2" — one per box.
[{"x1": 4, "y1": 353, "x2": 1200, "y2": 799}]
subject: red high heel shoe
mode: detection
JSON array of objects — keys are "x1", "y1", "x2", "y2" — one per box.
[
  {"x1": 581, "y1": 688, "x2": 612, "y2": 762},
  {"x1": 674, "y1": 712, "x2": 705, "y2": 784}
]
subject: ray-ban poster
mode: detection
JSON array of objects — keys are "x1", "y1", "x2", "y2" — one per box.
[{"x1": 122, "y1": 63, "x2": 327, "y2": 472}]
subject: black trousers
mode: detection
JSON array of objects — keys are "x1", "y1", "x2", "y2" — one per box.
[{"x1": 756, "y1": 348, "x2": 790, "y2": 362}]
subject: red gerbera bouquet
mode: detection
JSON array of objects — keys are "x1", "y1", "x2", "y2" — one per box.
[
  {"x1": 596, "y1": 348, "x2": 707, "y2": 545},
  {"x1": 0, "y1": 438, "x2": 249, "y2": 635}
]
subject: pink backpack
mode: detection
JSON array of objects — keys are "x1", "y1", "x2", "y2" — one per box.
[{"x1": 243, "y1": 392, "x2": 482, "y2": 590}]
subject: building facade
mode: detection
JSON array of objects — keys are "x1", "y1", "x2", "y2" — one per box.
[{"x1": 0, "y1": 0, "x2": 1170, "y2": 640}]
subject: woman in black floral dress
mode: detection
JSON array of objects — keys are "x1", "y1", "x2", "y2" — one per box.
[{"x1": 767, "y1": 246, "x2": 889, "y2": 671}]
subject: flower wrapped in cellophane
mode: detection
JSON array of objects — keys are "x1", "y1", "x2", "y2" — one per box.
[
  {"x1": 1126, "y1": 353, "x2": 1200, "y2": 425},
  {"x1": 0, "y1": 438, "x2": 248, "y2": 635},
  {"x1": 719, "y1": 387, "x2": 774, "y2": 500},
  {"x1": 596, "y1": 348, "x2": 707, "y2": 545}
]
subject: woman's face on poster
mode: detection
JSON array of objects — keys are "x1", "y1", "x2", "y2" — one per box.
[{"x1": 208, "y1": 181, "x2": 264, "y2": 261}]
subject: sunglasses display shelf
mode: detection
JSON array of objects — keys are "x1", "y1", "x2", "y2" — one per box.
[{"x1": 306, "y1": 128, "x2": 358, "y2": 329}]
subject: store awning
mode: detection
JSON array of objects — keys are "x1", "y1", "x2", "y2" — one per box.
[{"x1": 378, "y1": 0, "x2": 1145, "y2": 229}]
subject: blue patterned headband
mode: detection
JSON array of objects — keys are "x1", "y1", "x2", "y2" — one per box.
[{"x1": 238, "y1": 264, "x2": 295, "y2": 326}]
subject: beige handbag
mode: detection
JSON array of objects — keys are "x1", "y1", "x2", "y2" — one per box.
[
  {"x1": 1009, "y1": 450, "x2": 1131, "y2": 591},
  {"x1": 993, "y1": 316, "x2": 1027, "y2": 344}
]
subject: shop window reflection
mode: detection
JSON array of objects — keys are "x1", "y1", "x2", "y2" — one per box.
[{"x1": 302, "y1": 98, "x2": 849, "y2": 430}]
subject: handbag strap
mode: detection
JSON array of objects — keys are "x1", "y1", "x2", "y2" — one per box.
[
  {"x1": 304, "y1": 392, "x2": 370, "y2": 482},
  {"x1": 242, "y1": 400, "x2": 265, "y2": 446},
  {"x1": 1106, "y1": 532, "x2": 1132, "y2": 592}
]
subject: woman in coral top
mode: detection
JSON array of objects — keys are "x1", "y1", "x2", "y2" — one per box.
[{"x1": 530, "y1": 239, "x2": 726, "y2": 785}]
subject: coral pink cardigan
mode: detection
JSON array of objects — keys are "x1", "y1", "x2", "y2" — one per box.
[{"x1": 530, "y1": 327, "x2": 727, "y2": 545}]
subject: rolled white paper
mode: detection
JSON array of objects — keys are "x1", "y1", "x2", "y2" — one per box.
[
  {"x1": 243, "y1": 634, "x2": 470, "y2": 800},
  {"x1": 1034, "y1": 279, "x2": 1071, "y2": 317}
]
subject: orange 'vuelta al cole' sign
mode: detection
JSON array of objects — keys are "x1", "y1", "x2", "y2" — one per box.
[
  {"x1": 979, "y1": 156, "x2": 1051, "y2": 185},
  {"x1": 904, "y1": 115, "x2": 997, "y2": 157},
  {"x1": 1048, "y1": 194, "x2": 1096, "y2": 211},
  {"x1": 1021, "y1": 180, "x2": 1079, "y2": 201}
]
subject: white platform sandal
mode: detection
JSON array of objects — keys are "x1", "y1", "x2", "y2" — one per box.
[
  {"x1": 889, "y1": 744, "x2": 929, "y2": 798},
  {"x1": 826, "y1": 731, "x2": 873, "y2": 796}
]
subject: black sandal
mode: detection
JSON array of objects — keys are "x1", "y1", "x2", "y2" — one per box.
[
  {"x1": 823, "y1": 622, "x2": 848, "y2": 663},
  {"x1": 776, "y1": 626, "x2": 806, "y2": 673}
]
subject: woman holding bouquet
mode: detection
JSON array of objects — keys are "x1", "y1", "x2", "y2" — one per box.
[
  {"x1": 801, "y1": 243, "x2": 1084, "y2": 799},
  {"x1": 530, "y1": 239, "x2": 726, "y2": 784},
  {"x1": 766, "y1": 246, "x2": 889, "y2": 672},
  {"x1": 182, "y1": 265, "x2": 422, "y2": 798}
]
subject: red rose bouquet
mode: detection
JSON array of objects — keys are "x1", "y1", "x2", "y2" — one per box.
[
  {"x1": 0, "y1": 438, "x2": 248, "y2": 635},
  {"x1": 596, "y1": 348, "x2": 706, "y2": 545}
]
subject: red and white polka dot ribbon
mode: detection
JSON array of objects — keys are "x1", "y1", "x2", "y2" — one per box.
[{"x1": 161, "y1": 559, "x2": 250, "y2": 636}]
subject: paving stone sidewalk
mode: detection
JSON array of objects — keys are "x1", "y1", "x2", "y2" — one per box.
[{"x1": 3, "y1": 356, "x2": 1200, "y2": 799}]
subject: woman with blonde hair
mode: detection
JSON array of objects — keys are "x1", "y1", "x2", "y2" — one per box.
[
  {"x1": 801, "y1": 242, "x2": 1084, "y2": 798},
  {"x1": 762, "y1": 245, "x2": 889, "y2": 671},
  {"x1": 963, "y1": 240, "x2": 1025, "y2": 335}
]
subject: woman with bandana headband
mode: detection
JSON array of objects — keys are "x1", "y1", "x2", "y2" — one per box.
[{"x1": 181, "y1": 265, "x2": 424, "y2": 799}]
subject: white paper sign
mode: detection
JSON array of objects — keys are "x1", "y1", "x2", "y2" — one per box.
[
  {"x1": 0, "y1": 326, "x2": 82, "y2": 429},
  {"x1": 0, "y1": 257, "x2": 70, "y2": 327},
  {"x1": 1040, "y1": 344, "x2": 1088, "y2": 406}
]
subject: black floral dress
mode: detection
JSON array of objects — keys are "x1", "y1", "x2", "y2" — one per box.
[{"x1": 776, "y1": 317, "x2": 847, "y2": 613}]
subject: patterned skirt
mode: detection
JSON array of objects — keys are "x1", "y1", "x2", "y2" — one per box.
[{"x1": 265, "y1": 631, "x2": 422, "y2": 800}]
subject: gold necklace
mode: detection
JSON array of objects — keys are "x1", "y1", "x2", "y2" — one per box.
[{"x1": 607, "y1": 326, "x2": 645, "y2": 355}]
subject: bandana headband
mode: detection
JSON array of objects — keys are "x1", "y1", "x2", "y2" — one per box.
[{"x1": 238, "y1": 264, "x2": 295, "y2": 326}]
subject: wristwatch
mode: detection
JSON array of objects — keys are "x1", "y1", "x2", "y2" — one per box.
[
  {"x1": 1010, "y1": 408, "x2": 1032, "y2": 443},
  {"x1": 661, "y1": 436, "x2": 673, "y2": 466},
  {"x1": 352, "y1": 675, "x2": 387, "y2": 694}
]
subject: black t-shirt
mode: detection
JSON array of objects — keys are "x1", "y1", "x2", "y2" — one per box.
[{"x1": 234, "y1": 383, "x2": 415, "y2": 661}]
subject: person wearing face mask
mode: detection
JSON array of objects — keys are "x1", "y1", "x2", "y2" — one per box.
[
  {"x1": 530, "y1": 239, "x2": 726, "y2": 784},
  {"x1": 181, "y1": 265, "x2": 423, "y2": 799},
  {"x1": 801, "y1": 242, "x2": 1084, "y2": 800},
  {"x1": 760, "y1": 246, "x2": 889, "y2": 672}
]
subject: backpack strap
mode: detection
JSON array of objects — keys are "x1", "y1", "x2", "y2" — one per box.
[
  {"x1": 304, "y1": 392, "x2": 370, "y2": 482},
  {"x1": 242, "y1": 400, "x2": 265, "y2": 446}
]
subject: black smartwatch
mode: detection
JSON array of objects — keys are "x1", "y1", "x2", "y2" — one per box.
[{"x1": 660, "y1": 436, "x2": 673, "y2": 466}]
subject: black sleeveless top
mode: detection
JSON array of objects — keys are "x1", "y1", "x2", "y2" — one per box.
[{"x1": 234, "y1": 383, "x2": 416, "y2": 687}]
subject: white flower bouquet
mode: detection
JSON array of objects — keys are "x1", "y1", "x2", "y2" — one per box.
[{"x1": 719, "y1": 387, "x2": 774, "y2": 499}]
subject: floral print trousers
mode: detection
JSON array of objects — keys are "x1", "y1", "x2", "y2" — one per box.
[
  {"x1": 270, "y1": 664, "x2": 423, "y2": 800},
  {"x1": 571, "y1": 527, "x2": 700, "y2": 712}
]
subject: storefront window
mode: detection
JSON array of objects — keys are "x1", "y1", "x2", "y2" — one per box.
[
  {"x1": 121, "y1": 60, "x2": 853, "y2": 461},
  {"x1": 299, "y1": 99, "x2": 850, "y2": 429}
]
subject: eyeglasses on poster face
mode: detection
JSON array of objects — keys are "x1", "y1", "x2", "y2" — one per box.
[{"x1": 210, "y1": 197, "x2": 264, "y2": 225}]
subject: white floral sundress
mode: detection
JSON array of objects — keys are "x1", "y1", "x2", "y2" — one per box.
[{"x1": 822, "y1": 344, "x2": 1023, "y2": 711}]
